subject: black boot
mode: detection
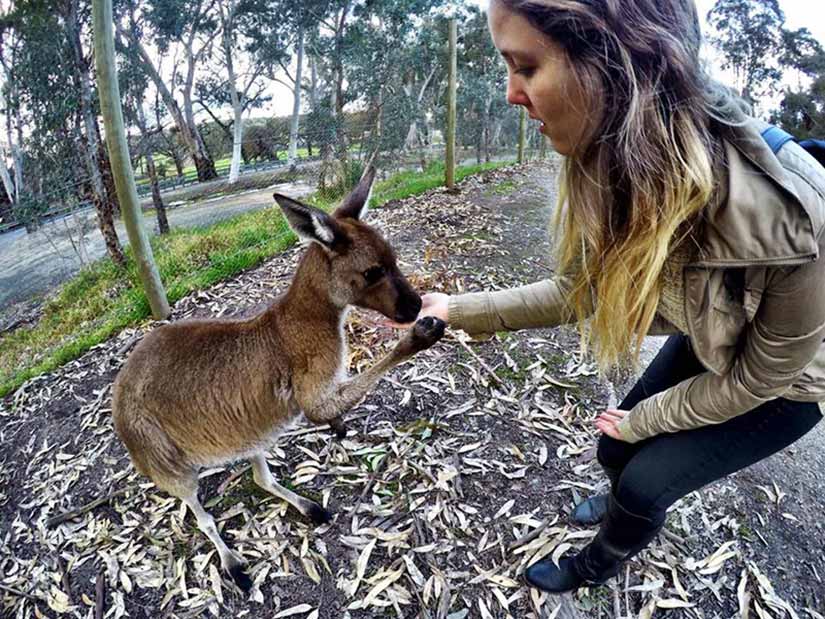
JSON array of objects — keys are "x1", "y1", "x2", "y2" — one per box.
[
  {"x1": 524, "y1": 495, "x2": 663, "y2": 593},
  {"x1": 570, "y1": 464, "x2": 619, "y2": 526}
]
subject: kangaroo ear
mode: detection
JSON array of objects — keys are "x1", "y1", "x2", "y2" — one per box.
[
  {"x1": 274, "y1": 193, "x2": 347, "y2": 250},
  {"x1": 333, "y1": 165, "x2": 376, "y2": 221}
]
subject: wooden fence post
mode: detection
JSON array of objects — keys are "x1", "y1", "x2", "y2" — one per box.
[
  {"x1": 93, "y1": 0, "x2": 170, "y2": 319},
  {"x1": 446, "y1": 18, "x2": 457, "y2": 190}
]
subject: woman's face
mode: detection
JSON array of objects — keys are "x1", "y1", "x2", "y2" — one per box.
[{"x1": 487, "y1": 0, "x2": 601, "y2": 156}]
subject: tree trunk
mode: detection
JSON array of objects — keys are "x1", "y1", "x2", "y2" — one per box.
[
  {"x1": 221, "y1": 2, "x2": 244, "y2": 184},
  {"x1": 182, "y1": 32, "x2": 217, "y2": 181},
  {"x1": 491, "y1": 121, "x2": 503, "y2": 153},
  {"x1": 288, "y1": 26, "x2": 304, "y2": 166},
  {"x1": 332, "y1": 3, "x2": 350, "y2": 162},
  {"x1": 120, "y1": 26, "x2": 217, "y2": 181},
  {"x1": 306, "y1": 54, "x2": 318, "y2": 159},
  {"x1": 11, "y1": 143, "x2": 23, "y2": 202},
  {"x1": 445, "y1": 18, "x2": 457, "y2": 189},
  {"x1": 95, "y1": 0, "x2": 170, "y2": 318},
  {"x1": 135, "y1": 105, "x2": 169, "y2": 234},
  {"x1": 229, "y1": 105, "x2": 243, "y2": 183},
  {"x1": 171, "y1": 149, "x2": 185, "y2": 176},
  {"x1": 0, "y1": 151, "x2": 15, "y2": 205},
  {"x1": 66, "y1": 0, "x2": 125, "y2": 267},
  {"x1": 146, "y1": 152, "x2": 168, "y2": 233},
  {"x1": 96, "y1": 120, "x2": 120, "y2": 216}
]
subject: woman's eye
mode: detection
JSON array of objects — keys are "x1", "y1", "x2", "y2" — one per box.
[
  {"x1": 363, "y1": 267, "x2": 385, "y2": 284},
  {"x1": 515, "y1": 67, "x2": 536, "y2": 78}
]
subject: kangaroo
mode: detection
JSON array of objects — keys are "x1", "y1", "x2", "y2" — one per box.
[{"x1": 112, "y1": 166, "x2": 445, "y2": 590}]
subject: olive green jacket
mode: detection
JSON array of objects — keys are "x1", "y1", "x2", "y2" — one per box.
[{"x1": 448, "y1": 118, "x2": 825, "y2": 443}]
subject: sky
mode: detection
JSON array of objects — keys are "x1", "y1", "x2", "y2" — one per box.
[{"x1": 268, "y1": 0, "x2": 825, "y2": 117}]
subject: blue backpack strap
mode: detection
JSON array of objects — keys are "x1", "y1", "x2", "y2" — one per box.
[
  {"x1": 798, "y1": 139, "x2": 825, "y2": 168},
  {"x1": 761, "y1": 125, "x2": 796, "y2": 154}
]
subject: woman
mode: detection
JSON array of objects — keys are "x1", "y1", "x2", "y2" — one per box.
[{"x1": 409, "y1": 0, "x2": 825, "y2": 593}]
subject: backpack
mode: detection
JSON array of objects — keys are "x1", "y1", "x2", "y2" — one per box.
[{"x1": 761, "y1": 125, "x2": 825, "y2": 169}]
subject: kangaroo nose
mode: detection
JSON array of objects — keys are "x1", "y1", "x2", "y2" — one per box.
[{"x1": 395, "y1": 294, "x2": 422, "y2": 324}]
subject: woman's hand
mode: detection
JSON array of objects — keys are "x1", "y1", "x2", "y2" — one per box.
[
  {"x1": 379, "y1": 292, "x2": 450, "y2": 329},
  {"x1": 595, "y1": 408, "x2": 629, "y2": 441}
]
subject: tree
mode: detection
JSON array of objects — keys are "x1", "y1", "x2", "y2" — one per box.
[
  {"x1": 303, "y1": 0, "x2": 443, "y2": 189},
  {"x1": 121, "y1": 58, "x2": 170, "y2": 233},
  {"x1": 6, "y1": 0, "x2": 125, "y2": 265},
  {"x1": 707, "y1": 0, "x2": 785, "y2": 109},
  {"x1": 60, "y1": 0, "x2": 125, "y2": 265},
  {"x1": 214, "y1": 0, "x2": 285, "y2": 183},
  {"x1": 0, "y1": 19, "x2": 25, "y2": 211},
  {"x1": 772, "y1": 28, "x2": 825, "y2": 139},
  {"x1": 457, "y1": 7, "x2": 513, "y2": 164},
  {"x1": 116, "y1": 0, "x2": 220, "y2": 181}
]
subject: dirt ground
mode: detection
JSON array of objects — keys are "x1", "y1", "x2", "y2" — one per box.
[{"x1": 1, "y1": 162, "x2": 823, "y2": 619}]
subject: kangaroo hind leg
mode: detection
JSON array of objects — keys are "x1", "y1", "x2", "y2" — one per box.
[
  {"x1": 173, "y1": 479, "x2": 252, "y2": 592},
  {"x1": 250, "y1": 452, "x2": 332, "y2": 525}
]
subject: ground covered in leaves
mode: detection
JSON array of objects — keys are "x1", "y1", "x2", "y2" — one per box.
[{"x1": 1, "y1": 162, "x2": 823, "y2": 619}]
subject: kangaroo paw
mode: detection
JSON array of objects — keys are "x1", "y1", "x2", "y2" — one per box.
[
  {"x1": 308, "y1": 502, "x2": 333, "y2": 526},
  {"x1": 228, "y1": 564, "x2": 253, "y2": 592},
  {"x1": 398, "y1": 316, "x2": 446, "y2": 355},
  {"x1": 328, "y1": 417, "x2": 348, "y2": 439}
]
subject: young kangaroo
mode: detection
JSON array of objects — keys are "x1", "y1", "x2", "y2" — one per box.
[{"x1": 112, "y1": 166, "x2": 445, "y2": 590}]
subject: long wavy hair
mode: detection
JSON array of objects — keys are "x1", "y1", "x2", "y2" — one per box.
[{"x1": 496, "y1": 0, "x2": 748, "y2": 368}]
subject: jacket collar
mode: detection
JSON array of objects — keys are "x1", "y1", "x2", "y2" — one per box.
[{"x1": 693, "y1": 118, "x2": 819, "y2": 267}]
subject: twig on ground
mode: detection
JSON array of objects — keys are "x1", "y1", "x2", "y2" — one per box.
[
  {"x1": 0, "y1": 583, "x2": 38, "y2": 601},
  {"x1": 660, "y1": 528, "x2": 688, "y2": 546},
  {"x1": 216, "y1": 466, "x2": 250, "y2": 495},
  {"x1": 356, "y1": 453, "x2": 389, "y2": 505},
  {"x1": 94, "y1": 567, "x2": 106, "y2": 619},
  {"x1": 507, "y1": 519, "x2": 550, "y2": 553},
  {"x1": 46, "y1": 488, "x2": 130, "y2": 528},
  {"x1": 454, "y1": 336, "x2": 503, "y2": 385},
  {"x1": 57, "y1": 555, "x2": 73, "y2": 604}
]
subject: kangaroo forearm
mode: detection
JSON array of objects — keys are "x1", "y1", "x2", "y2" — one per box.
[{"x1": 304, "y1": 350, "x2": 410, "y2": 422}]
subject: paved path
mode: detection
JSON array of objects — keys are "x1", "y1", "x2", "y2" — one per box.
[{"x1": 0, "y1": 180, "x2": 314, "y2": 309}]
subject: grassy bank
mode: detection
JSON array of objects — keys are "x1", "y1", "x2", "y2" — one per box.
[{"x1": 0, "y1": 160, "x2": 511, "y2": 398}]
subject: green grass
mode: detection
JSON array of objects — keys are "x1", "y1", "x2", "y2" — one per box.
[
  {"x1": 372, "y1": 160, "x2": 509, "y2": 206},
  {"x1": 487, "y1": 179, "x2": 517, "y2": 195},
  {"x1": 0, "y1": 160, "x2": 513, "y2": 398}
]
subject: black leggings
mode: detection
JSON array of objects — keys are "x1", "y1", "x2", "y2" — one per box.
[{"x1": 598, "y1": 334, "x2": 822, "y2": 525}]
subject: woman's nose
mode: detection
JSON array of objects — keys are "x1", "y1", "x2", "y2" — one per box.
[{"x1": 507, "y1": 77, "x2": 529, "y2": 107}]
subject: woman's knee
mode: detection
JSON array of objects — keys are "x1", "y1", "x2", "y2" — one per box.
[{"x1": 596, "y1": 434, "x2": 635, "y2": 471}]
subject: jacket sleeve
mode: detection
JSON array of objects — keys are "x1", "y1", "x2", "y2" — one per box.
[
  {"x1": 447, "y1": 275, "x2": 588, "y2": 336},
  {"x1": 618, "y1": 250, "x2": 825, "y2": 443}
]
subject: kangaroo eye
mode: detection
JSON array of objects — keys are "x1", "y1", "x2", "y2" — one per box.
[{"x1": 363, "y1": 266, "x2": 385, "y2": 284}]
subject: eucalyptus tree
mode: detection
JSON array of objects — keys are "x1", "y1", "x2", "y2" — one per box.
[
  {"x1": 456, "y1": 6, "x2": 513, "y2": 163},
  {"x1": 772, "y1": 28, "x2": 825, "y2": 139},
  {"x1": 120, "y1": 58, "x2": 169, "y2": 233},
  {"x1": 116, "y1": 0, "x2": 220, "y2": 181},
  {"x1": 212, "y1": 0, "x2": 286, "y2": 183},
  {"x1": 706, "y1": 0, "x2": 786, "y2": 108},
  {"x1": 304, "y1": 0, "x2": 441, "y2": 190},
  {"x1": 278, "y1": 2, "x2": 327, "y2": 166},
  {"x1": 0, "y1": 19, "x2": 24, "y2": 211},
  {"x1": 7, "y1": 0, "x2": 125, "y2": 264},
  {"x1": 60, "y1": 0, "x2": 125, "y2": 263},
  {"x1": 400, "y1": 21, "x2": 446, "y2": 155}
]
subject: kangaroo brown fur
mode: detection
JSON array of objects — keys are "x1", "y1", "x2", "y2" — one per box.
[{"x1": 112, "y1": 166, "x2": 445, "y2": 590}]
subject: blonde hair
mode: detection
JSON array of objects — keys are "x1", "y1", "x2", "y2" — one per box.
[{"x1": 498, "y1": 0, "x2": 747, "y2": 368}]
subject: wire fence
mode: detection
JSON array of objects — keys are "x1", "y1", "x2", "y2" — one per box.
[{"x1": 0, "y1": 112, "x2": 548, "y2": 312}]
